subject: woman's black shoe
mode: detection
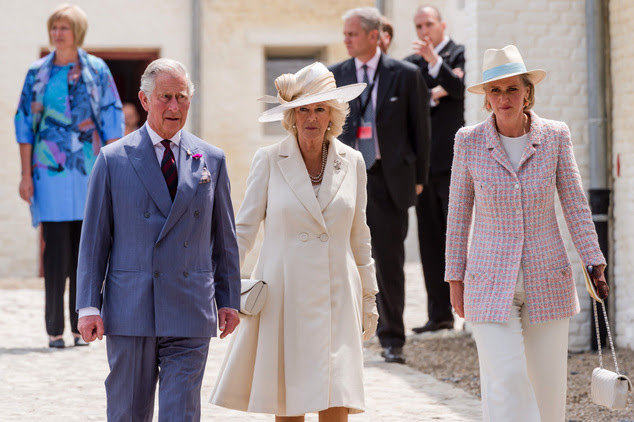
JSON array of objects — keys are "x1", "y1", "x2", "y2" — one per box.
[{"x1": 49, "y1": 338, "x2": 65, "y2": 348}]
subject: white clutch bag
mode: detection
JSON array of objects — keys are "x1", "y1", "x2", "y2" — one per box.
[
  {"x1": 240, "y1": 279, "x2": 268, "y2": 316},
  {"x1": 591, "y1": 368, "x2": 632, "y2": 410},
  {"x1": 590, "y1": 293, "x2": 632, "y2": 410}
]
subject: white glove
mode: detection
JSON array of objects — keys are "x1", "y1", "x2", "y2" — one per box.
[{"x1": 362, "y1": 300, "x2": 379, "y2": 341}]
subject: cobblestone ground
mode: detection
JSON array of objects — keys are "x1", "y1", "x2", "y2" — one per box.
[{"x1": 0, "y1": 262, "x2": 481, "y2": 421}]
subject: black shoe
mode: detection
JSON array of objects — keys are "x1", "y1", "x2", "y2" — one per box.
[
  {"x1": 382, "y1": 346, "x2": 406, "y2": 364},
  {"x1": 74, "y1": 337, "x2": 89, "y2": 347},
  {"x1": 412, "y1": 320, "x2": 454, "y2": 334},
  {"x1": 49, "y1": 338, "x2": 65, "y2": 348}
]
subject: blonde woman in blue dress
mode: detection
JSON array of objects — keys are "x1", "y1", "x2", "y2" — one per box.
[{"x1": 15, "y1": 4, "x2": 123, "y2": 348}]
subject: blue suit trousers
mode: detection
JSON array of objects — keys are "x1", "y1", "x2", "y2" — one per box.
[{"x1": 105, "y1": 335, "x2": 210, "y2": 421}]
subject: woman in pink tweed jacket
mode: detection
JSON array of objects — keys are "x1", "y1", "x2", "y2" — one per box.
[{"x1": 445, "y1": 46, "x2": 607, "y2": 422}]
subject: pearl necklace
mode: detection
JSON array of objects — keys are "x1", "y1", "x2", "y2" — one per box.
[{"x1": 309, "y1": 141, "x2": 328, "y2": 184}]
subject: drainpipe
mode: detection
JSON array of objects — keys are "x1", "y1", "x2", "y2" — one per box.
[
  {"x1": 585, "y1": 0, "x2": 610, "y2": 350},
  {"x1": 190, "y1": 0, "x2": 202, "y2": 136},
  {"x1": 375, "y1": 0, "x2": 385, "y2": 14}
]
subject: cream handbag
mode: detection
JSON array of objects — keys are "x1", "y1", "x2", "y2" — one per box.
[
  {"x1": 239, "y1": 279, "x2": 268, "y2": 316},
  {"x1": 589, "y1": 289, "x2": 632, "y2": 410}
]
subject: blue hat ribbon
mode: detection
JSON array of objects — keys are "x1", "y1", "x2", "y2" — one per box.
[{"x1": 482, "y1": 62, "x2": 527, "y2": 83}]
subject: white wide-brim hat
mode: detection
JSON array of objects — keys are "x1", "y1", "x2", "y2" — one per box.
[
  {"x1": 467, "y1": 45, "x2": 546, "y2": 94},
  {"x1": 258, "y1": 62, "x2": 366, "y2": 123}
]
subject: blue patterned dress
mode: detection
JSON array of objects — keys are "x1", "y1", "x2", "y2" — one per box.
[{"x1": 15, "y1": 49, "x2": 124, "y2": 226}]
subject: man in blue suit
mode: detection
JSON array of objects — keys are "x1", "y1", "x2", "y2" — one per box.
[{"x1": 76, "y1": 58, "x2": 241, "y2": 421}]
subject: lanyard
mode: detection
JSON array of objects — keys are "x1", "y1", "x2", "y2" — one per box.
[{"x1": 357, "y1": 56, "x2": 382, "y2": 118}]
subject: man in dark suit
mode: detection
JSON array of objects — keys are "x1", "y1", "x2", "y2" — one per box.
[
  {"x1": 404, "y1": 6, "x2": 465, "y2": 334},
  {"x1": 76, "y1": 58, "x2": 241, "y2": 420},
  {"x1": 330, "y1": 7, "x2": 431, "y2": 364}
]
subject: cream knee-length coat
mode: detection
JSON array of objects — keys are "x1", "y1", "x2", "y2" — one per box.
[{"x1": 210, "y1": 135, "x2": 378, "y2": 416}]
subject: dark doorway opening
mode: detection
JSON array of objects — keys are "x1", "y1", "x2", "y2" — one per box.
[{"x1": 86, "y1": 49, "x2": 160, "y2": 126}]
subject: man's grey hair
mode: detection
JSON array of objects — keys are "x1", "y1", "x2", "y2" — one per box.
[
  {"x1": 342, "y1": 7, "x2": 382, "y2": 32},
  {"x1": 140, "y1": 58, "x2": 195, "y2": 97}
]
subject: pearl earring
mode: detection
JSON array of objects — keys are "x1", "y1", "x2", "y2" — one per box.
[
  {"x1": 327, "y1": 122, "x2": 332, "y2": 131},
  {"x1": 292, "y1": 124, "x2": 296, "y2": 129}
]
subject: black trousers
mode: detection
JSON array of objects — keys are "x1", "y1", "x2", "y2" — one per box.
[
  {"x1": 41, "y1": 221, "x2": 82, "y2": 336},
  {"x1": 416, "y1": 174, "x2": 454, "y2": 323},
  {"x1": 366, "y1": 163, "x2": 409, "y2": 348}
]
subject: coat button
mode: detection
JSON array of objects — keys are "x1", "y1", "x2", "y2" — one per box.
[
  {"x1": 515, "y1": 209, "x2": 521, "y2": 215},
  {"x1": 183, "y1": 271, "x2": 189, "y2": 277},
  {"x1": 184, "y1": 241, "x2": 188, "y2": 248},
  {"x1": 514, "y1": 184, "x2": 520, "y2": 189},
  {"x1": 194, "y1": 211, "x2": 200, "y2": 217},
  {"x1": 154, "y1": 271, "x2": 159, "y2": 278},
  {"x1": 155, "y1": 242, "x2": 161, "y2": 248},
  {"x1": 319, "y1": 233, "x2": 329, "y2": 242},
  {"x1": 299, "y1": 232, "x2": 309, "y2": 242},
  {"x1": 144, "y1": 212, "x2": 150, "y2": 218}
]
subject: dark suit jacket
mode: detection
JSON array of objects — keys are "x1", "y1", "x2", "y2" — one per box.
[
  {"x1": 405, "y1": 39, "x2": 465, "y2": 177},
  {"x1": 76, "y1": 126, "x2": 241, "y2": 338},
  {"x1": 330, "y1": 54, "x2": 431, "y2": 210}
]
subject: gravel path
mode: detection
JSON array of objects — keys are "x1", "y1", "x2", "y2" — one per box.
[
  {"x1": 2, "y1": 262, "x2": 632, "y2": 421},
  {"x1": 374, "y1": 332, "x2": 634, "y2": 421},
  {"x1": 0, "y1": 272, "x2": 482, "y2": 421}
]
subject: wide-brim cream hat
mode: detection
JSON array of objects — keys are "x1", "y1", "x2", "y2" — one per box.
[
  {"x1": 467, "y1": 45, "x2": 546, "y2": 94},
  {"x1": 258, "y1": 62, "x2": 366, "y2": 123}
]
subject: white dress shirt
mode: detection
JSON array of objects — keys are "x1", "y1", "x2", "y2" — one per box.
[
  {"x1": 427, "y1": 36, "x2": 451, "y2": 108},
  {"x1": 427, "y1": 36, "x2": 450, "y2": 79},
  {"x1": 500, "y1": 131, "x2": 531, "y2": 292}
]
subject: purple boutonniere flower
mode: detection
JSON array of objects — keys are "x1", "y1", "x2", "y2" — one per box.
[{"x1": 187, "y1": 149, "x2": 202, "y2": 159}]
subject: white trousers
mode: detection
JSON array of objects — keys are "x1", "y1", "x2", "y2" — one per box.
[{"x1": 470, "y1": 291, "x2": 570, "y2": 422}]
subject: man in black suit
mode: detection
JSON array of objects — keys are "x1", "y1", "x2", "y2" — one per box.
[
  {"x1": 330, "y1": 7, "x2": 431, "y2": 364},
  {"x1": 404, "y1": 6, "x2": 465, "y2": 334}
]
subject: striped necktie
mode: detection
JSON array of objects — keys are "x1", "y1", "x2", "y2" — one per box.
[
  {"x1": 160, "y1": 140, "x2": 178, "y2": 201},
  {"x1": 358, "y1": 64, "x2": 376, "y2": 169}
]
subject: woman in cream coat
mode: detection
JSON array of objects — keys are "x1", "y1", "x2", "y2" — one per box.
[{"x1": 211, "y1": 62, "x2": 379, "y2": 422}]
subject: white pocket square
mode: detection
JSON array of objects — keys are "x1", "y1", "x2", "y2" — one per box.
[
  {"x1": 200, "y1": 167, "x2": 211, "y2": 184},
  {"x1": 389, "y1": 96, "x2": 398, "y2": 102}
]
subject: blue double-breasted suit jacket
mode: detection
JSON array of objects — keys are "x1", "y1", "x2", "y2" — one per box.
[{"x1": 76, "y1": 126, "x2": 240, "y2": 337}]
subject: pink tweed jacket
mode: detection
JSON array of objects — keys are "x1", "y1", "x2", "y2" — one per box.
[{"x1": 445, "y1": 111, "x2": 605, "y2": 323}]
